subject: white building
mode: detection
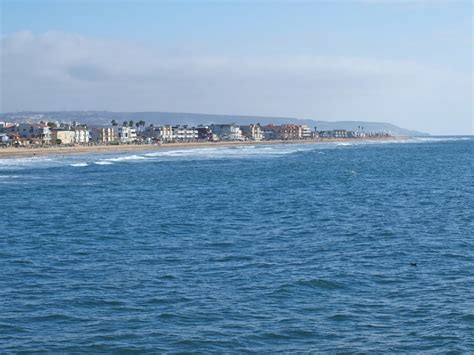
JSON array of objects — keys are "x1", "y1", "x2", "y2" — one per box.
[
  {"x1": 172, "y1": 125, "x2": 198, "y2": 141},
  {"x1": 74, "y1": 127, "x2": 90, "y2": 144},
  {"x1": 144, "y1": 125, "x2": 197, "y2": 142},
  {"x1": 301, "y1": 125, "x2": 313, "y2": 139},
  {"x1": 159, "y1": 126, "x2": 173, "y2": 141},
  {"x1": 117, "y1": 126, "x2": 137, "y2": 143},
  {"x1": 210, "y1": 124, "x2": 243, "y2": 141}
]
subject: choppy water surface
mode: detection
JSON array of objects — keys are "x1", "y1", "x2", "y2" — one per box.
[{"x1": 1, "y1": 137, "x2": 473, "y2": 352}]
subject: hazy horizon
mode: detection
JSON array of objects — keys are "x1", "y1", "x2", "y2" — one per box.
[{"x1": 1, "y1": 0, "x2": 472, "y2": 135}]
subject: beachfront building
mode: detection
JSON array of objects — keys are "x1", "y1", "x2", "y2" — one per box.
[
  {"x1": 117, "y1": 126, "x2": 137, "y2": 143},
  {"x1": 317, "y1": 129, "x2": 350, "y2": 138},
  {"x1": 209, "y1": 124, "x2": 243, "y2": 141},
  {"x1": 172, "y1": 125, "x2": 198, "y2": 141},
  {"x1": 261, "y1": 124, "x2": 304, "y2": 140},
  {"x1": 90, "y1": 127, "x2": 117, "y2": 144},
  {"x1": 317, "y1": 130, "x2": 332, "y2": 138},
  {"x1": 51, "y1": 129, "x2": 75, "y2": 145},
  {"x1": 280, "y1": 124, "x2": 303, "y2": 140},
  {"x1": 8, "y1": 134, "x2": 28, "y2": 146},
  {"x1": 143, "y1": 125, "x2": 199, "y2": 142},
  {"x1": 74, "y1": 127, "x2": 90, "y2": 144},
  {"x1": 17, "y1": 123, "x2": 52, "y2": 144},
  {"x1": 0, "y1": 133, "x2": 10, "y2": 146},
  {"x1": 301, "y1": 125, "x2": 313, "y2": 139},
  {"x1": 196, "y1": 125, "x2": 212, "y2": 141},
  {"x1": 142, "y1": 126, "x2": 160, "y2": 141},
  {"x1": 261, "y1": 125, "x2": 279, "y2": 140},
  {"x1": 333, "y1": 129, "x2": 348, "y2": 138},
  {"x1": 144, "y1": 125, "x2": 172, "y2": 142},
  {"x1": 158, "y1": 125, "x2": 173, "y2": 142},
  {"x1": 143, "y1": 125, "x2": 174, "y2": 142},
  {"x1": 240, "y1": 124, "x2": 263, "y2": 141},
  {"x1": 347, "y1": 130, "x2": 366, "y2": 138},
  {"x1": 0, "y1": 122, "x2": 18, "y2": 133}
]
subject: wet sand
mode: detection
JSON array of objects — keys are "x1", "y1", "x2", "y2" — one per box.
[{"x1": 0, "y1": 137, "x2": 400, "y2": 158}]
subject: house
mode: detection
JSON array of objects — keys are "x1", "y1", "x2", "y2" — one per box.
[
  {"x1": 240, "y1": 124, "x2": 263, "y2": 141},
  {"x1": 17, "y1": 123, "x2": 52, "y2": 144},
  {"x1": 8, "y1": 134, "x2": 28, "y2": 146},
  {"x1": 209, "y1": 124, "x2": 243, "y2": 141},
  {"x1": 0, "y1": 133, "x2": 10, "y2": 146},
  {"x1": 51, "y1": 129, "x2": 75, "y2": 145},
  {"x1": 0, "y1": 122, "x2": 18, "y2": 134}
]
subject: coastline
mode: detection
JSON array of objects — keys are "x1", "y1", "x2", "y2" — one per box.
[{"x1": 0, "y1": 137, "x2": 402, "y2": 158}]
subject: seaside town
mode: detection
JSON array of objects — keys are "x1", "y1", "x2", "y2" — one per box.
[{"x1": 0, "y1": 118, "x2": 391, "y2": 148}]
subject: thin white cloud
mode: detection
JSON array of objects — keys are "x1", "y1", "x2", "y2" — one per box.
[{"x1": 1, "y1": 31, "x2": 472, "y2": 134}]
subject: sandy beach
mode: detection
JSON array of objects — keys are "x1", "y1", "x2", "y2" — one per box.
[{"x1": 0, "y1": 137, "x2": 401, "y2": 158}]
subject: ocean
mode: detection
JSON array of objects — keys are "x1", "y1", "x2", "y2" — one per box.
[{"x1": 0, "y1": 137, "x2": 473, "y2": 352}]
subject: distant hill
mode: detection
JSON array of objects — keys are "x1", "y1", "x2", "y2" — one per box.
[{"x1": 0, "y1": 111, "x2": 429, "y2": 136}]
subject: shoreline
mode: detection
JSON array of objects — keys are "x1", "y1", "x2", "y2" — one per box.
[{"x1": 0, "y1": 137, "x2": 402, "y2": 158}]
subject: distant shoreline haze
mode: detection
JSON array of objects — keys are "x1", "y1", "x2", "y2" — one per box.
[{"x1": 0, "y1": 111, "x2": 430, "y2": 137}]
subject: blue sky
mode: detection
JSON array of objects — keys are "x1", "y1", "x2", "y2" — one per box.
[{"x1": 1, "y1": 0, "x2": 472, "y2": 134}]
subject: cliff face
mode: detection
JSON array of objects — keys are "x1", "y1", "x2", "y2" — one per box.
[{"x1": 1, "y1": 111, "x2": 429, "y2": 136}]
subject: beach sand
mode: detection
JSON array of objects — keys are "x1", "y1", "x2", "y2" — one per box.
[{"x1": 0, "y1": 137, "x2": 400, "y2": 158}]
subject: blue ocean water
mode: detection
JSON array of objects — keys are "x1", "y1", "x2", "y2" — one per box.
[{"x1": 0, "y1": 137, "x2": 473, "y2": 352}]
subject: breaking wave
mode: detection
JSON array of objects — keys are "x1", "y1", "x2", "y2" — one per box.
[
  {"x1": 70, "y1": 162, "x2": 89, "y2": 167},
  {"x1": 103, "y1": 155, "x2": 147, "y2": 162},
  {"x1": 0, "y1": 137, "x2": 470, "y2": 172}
]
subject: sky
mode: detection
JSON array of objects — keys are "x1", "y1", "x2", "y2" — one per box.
[{"x1": 0, "y1": 0, "x2": 472, "y2": 134}]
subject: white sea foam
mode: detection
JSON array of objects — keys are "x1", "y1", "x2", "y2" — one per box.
[
  {"x1": 104, "y1": 155, "x2": 147, "y2": 162},
  {"x1": 0, "y1": 137, "x2": 469, "y2": 170},
  {"x1": 408, "y1": 136, "x2": 472, "y2": 143},
  {"x1": 317, "y1": 137, "x2": 472, "y2": 148},
  {"x1": 0, "y1": 157, "x2": 56, "y2": 170},
  {"x1": 70, "y1": 162, "x2": 89, "y2": 167},
  {"x1": 143, "y1": 145, "x2": 316, "y2": 161},
  {"x1": 358, "y1": 137, "x2": 473, "y2": 146}
]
